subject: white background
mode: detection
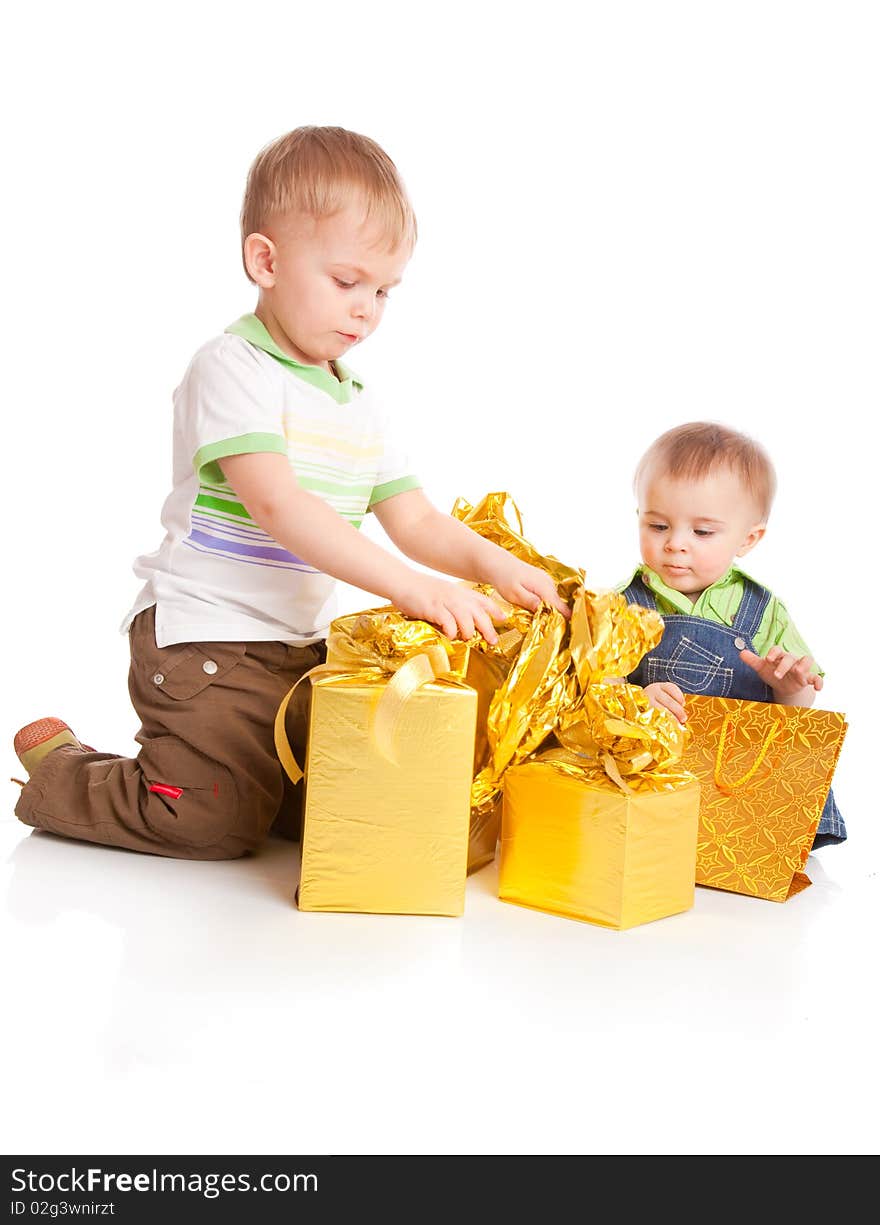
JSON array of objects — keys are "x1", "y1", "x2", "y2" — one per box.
[{"x1": 2, "y1": 0, "x2": 878, "y2": 1159}]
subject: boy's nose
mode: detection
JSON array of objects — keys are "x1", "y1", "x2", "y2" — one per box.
[
  {"x1": 665, "y1": 532, "x2": 688, "y2": 552},
  {"x1": 352, "y1": 294, "x2": 376, "y2": 320}
]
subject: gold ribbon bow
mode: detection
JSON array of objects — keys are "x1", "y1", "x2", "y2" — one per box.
[{"x1": 274, "y1": 609, "x2": 472, "y2": 785}]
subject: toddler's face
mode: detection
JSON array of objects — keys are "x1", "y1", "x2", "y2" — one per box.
[
  {"x1": 255, "y1": 203, "x2": 411, "y2": 370},
  {"x1": 636, "y1": 466, "x2": 765, "y2": 599}
]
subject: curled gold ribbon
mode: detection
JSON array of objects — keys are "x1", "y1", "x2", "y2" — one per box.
[
  {"x1": 274, "y1": 617, "x2": 468, "y2": 784},
  {"x1": 274, "y1": 662, "x2": 339, "y2": 785},
  {"x1": 370, "y1": 645, "x2": 457, "y2": 766},
  {"x1": 537, "y1": 745, "x2": 636, "y2": 795}
]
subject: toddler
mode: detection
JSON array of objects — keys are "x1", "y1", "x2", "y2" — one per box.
[
  {"x1": 13, "y1": 125, "x2": 567, "y2": 860},
  {"x1": 619, "y1": 420, "x2": 844, "y2": 847}
]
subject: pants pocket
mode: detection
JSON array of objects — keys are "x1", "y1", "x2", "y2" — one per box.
[
  {"x1": 145, "y1": 640, "x2": 248, "y2": 701},
  {"x1": 139, "y1": 735, "x2": 239, "y2": 848}
]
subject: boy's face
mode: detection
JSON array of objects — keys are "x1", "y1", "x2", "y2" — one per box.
[
  {"x1": 247, "y1": 203, "x2": 411, "y2": 371},
  {"x1": 636, "y1": 466, "x2": 766, "y2": 599}
]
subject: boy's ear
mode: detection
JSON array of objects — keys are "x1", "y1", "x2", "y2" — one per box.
[
  {"x1": 736, "y1": 523, "x2": 766, "y2": 558},
  {"x1": 243, "y1": 233, "x2": 277, "y2": 287}
]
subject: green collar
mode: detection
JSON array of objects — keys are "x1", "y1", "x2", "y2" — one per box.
[
  {"x1": 631, "y1": 562, "x2": 755, "y2": 612},
  {"x1": 225, "y1": 313, "x2": 363, "y2": 404}
]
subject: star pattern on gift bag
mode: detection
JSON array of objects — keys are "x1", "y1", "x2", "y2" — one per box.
[{"x1": 683, "y1": 697, "x2": 848, "y2": 901}]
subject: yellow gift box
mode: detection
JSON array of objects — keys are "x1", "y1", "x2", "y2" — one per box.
[
  {"x1": 275, "y1": 606, "x2": 478, "y2": 916},
  {"x1": 500, "y1": 752, "x2": 701, "y2": 929},
  {"x1": 298, "y1": 672, "x2": 476, "y2": 915},
  {"x1": 496, "y1": 612, "x2": 702, "y2": 929}
]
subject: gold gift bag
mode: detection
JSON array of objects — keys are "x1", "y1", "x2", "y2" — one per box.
[{"x1": 683, "y1": 695, "x2": 848, "y2": 901}]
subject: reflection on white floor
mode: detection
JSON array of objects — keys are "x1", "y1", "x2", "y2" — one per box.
[{"x1": 2, "y1": 812, "x2": 878, "y2": 1156}]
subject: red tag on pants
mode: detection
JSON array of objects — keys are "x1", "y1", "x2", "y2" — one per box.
[{"x1": 149, "y1": 783, "x2": 184, "y2": 800}]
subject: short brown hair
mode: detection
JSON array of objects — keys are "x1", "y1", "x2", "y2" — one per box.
[
  {"x1": 240, "y1": 125, "x2": 417, "y2": 281},
  {"x1": 634, "y1": 421, "x2": 777, "y2": 521}
]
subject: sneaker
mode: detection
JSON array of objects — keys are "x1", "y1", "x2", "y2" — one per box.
[{"x1": 13, "y1": 717, "x2": 87, "y2": 777}]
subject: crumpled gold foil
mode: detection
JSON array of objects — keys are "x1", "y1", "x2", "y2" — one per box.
[
  {"x1": 556, "y1": 680, "x2": 689, "y2": 780},
  {"x1": 493, "y1": 576, "x2": 701, "y2": 929},
  {"x1": 452, "y1": 491, "x2": 584, "y2": 604},
  {"x1": 471, "y1": 605, "x2": 575, "y2": 813},
  {"x1": 326, "y1": 605, "x2": 471, "y2": 677},
  {"x1": 569, "y1": 587, "x2": 665, "y2": 689},
  {"x1": 551, "y1": 592, "x2": 692, "y2": 791},
  {"x1": 469, "y1": 582, "x2": 678, "y2": 819}
]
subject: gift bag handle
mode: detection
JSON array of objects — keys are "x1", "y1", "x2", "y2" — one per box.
[{"x1": 713, "y1": 711, "x2": 784, "y2": 795}]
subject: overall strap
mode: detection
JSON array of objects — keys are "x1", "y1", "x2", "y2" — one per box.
[
  {"x1": 621, "y1": 574, "x2": 657, "y2": 610},
  {"x1": 731, "y1": 578, "x2": 772, "y2": 639}
]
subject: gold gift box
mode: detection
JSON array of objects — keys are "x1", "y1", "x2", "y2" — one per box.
[
  {"x1": 298, "y1": 673, "x2": 477, "y2": 916},
  {"x1": 499, "y1": 758, "x2": 701, "y2": 930}
]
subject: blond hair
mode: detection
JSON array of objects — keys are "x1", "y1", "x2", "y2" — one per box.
[
  {"x1": 634, "y1": 421, "x2": 777, "y2": 521},
  {"x1": 240, "y1": 125, "x2": 417, "y2": 281}
]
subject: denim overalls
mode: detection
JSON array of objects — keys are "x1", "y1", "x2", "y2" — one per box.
[{"x1": 622, "y1": 572, "x2": 845, "y2": 847}]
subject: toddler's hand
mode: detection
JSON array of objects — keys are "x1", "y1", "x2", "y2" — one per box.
[
  {"x1": 643, "y1": 682, "x2": 687, "y2": 723},
  {"x1": 483, "y1": 555, "x2": 570, "y2": 619},
  {"x1": 740, "y1": 646, "x2": 823, "y2": 701},
  {"x1": 393, "y1": 574, "x2": 505, "y2": 644}
]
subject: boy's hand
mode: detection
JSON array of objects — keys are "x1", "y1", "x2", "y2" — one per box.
[
  {"x1": 392, "y1": 574, "x2": 505, "y2": 644},
  {"x1": 643, "y1": 682, "x2": 687, "y2": 723},
  {"x1": 482, "y1": 555, "x2": 570, "y2": 619},
  {"x1": 740, "y1": 646, "x2": 823, "y2": 704}
]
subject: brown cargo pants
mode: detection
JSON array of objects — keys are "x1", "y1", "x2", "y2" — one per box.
[{"x1": 15, "y1": 606, "x2": 326, "y2": 859}]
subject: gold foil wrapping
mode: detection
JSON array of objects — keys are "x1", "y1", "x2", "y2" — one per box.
[
  {"x1": 451, "y1": 491, "x2": 584, "y2": 596},
  {"x1": 555, "y1": 681, "x2": 689, "y2": 778},
  {"x1": 469, "y1": 585, "x2": 669, "y2": 827}
]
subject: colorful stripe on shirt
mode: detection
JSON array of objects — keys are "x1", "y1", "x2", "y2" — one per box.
[{"x1": 183, "y1": 485, "x2": 315, "y2": 572}]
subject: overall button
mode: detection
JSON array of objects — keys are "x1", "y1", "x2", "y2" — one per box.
[
  {"x1": 202, "y1": 660, "x2": 218, "y2": 675},
  {"x1": 734, "y1": 637, "x2": 746, "y2": 651},
  {"x1": 153, "y1": 673, "x2": 165, "y2": 685}
]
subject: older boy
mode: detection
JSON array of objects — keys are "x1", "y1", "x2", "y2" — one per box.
[
  {"x1": 13, "y1": 125, "x2": 567, "y2": 860},
  {"x1": 619, "y1": 420, "x2": 844, "y2": 847}
]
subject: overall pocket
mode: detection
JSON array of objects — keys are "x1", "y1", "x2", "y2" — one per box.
[{"x1": 646, "y1": 635, "x2": 734, "y2": 696}]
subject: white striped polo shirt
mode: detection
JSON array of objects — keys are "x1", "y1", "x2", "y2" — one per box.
[{"x1": 121, "y1": 314, "x2": 420, "y2": 646}]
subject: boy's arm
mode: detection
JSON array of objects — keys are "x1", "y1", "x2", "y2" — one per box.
[
  {"x1": 372, "y1": 489, "x2": 570, "y2": 617},
  {"x1": 218, "y1": 453, "x2": 506, "y2": 642}
]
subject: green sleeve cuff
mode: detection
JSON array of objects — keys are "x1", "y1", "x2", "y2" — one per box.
[
  {"x1": 193, "y1": 433, "x2": 288, "y2": 484},
  {"x1": 755, "y1": 599, "x2": 825, "y2": 677},
  {"x1": 368, "y1": 475, "x2": 422, "y2": 509}
]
